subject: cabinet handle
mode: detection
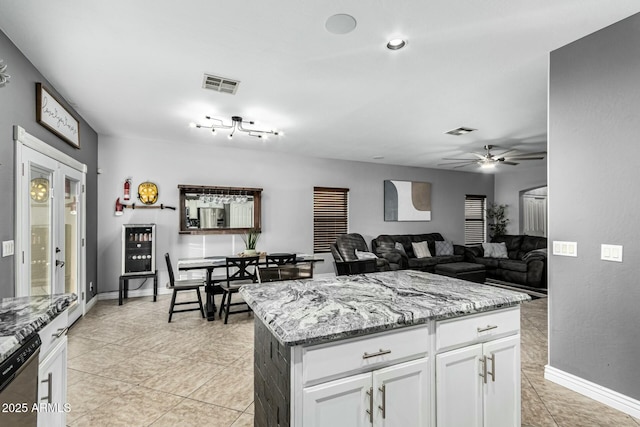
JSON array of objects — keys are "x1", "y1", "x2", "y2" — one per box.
[
  {"x1": 378, "y1": 384, "x2": 386, "y2": 419},
  {"x1": 41, "y1": 372, "x2": 53, "y2": 403},
  {"x1": 477, "y1": 325, "x2": 498, "y2": 333},
  {"x1": 479, "y1": 356, "x2": 487, "y2": 384},
  {"x1": 366, "y1": 387, "x2": 373, "y2": 423},
  {"x1": 487, "y1": 353, "x2": 495, "y2": 382},
  {"x1": 362, "y1": 349, "x2": 391, "y2": 359},
  {"x1": 53, "y1": 327, "x2": 68, "y2": 338}
]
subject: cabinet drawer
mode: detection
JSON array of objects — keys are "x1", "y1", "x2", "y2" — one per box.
[
  {"x1": 436, "y1": 306, "x2": 519, "y2": 352},
  {"x1": 38, "y1": 310, "x2": 68, "y2": 359},
  {"x1": 302, "y1": 325, "x2": 429, "y2": 385}
]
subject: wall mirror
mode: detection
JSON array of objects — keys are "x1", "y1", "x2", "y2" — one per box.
[{"x1": 178, "y1": 185, "x2": 262, "y2": 234}]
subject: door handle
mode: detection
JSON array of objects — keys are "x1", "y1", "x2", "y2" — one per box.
[
  {"x1": 378, "y1": 384, "x2": 386, "y2": 419},
  {"x1": 487, "y1": 354, "x2": 495, "y2": 382},
  {"x1": 479, "y1": 356, "x2": 487, "y2": 384},
  {"x1": 56, "y1": 259, "x2": 65, "y2": 268},
  {"x1": 366, "y1": 387, "x2": 373, "y2": 423},
  {"x1": 41, "y1": 372, "x2": 53, "y2": 403}
]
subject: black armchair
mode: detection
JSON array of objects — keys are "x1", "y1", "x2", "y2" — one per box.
[{"x1": 330, "y1": 233, "x2": 391, "y2": 275}]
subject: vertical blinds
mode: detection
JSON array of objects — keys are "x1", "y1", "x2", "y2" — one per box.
[
  {"x1": 465, "y1": 195, "x2": 486, "y2": 245},
  {"x1": 313, "y1": 187, "x2": 349, "y2": 253}
]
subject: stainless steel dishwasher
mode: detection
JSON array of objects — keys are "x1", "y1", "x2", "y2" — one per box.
[{"x1": 0, "y1": 333, "x2": 41, "y2": 427}]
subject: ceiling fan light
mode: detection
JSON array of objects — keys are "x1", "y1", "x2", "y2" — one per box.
[{"x1": 480, "y1": 162, "x2": 496, "y2": 169}]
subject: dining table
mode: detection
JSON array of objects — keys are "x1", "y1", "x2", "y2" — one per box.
[{"x1": 177, "y1": 253, "x2": 324, "y2": 321}]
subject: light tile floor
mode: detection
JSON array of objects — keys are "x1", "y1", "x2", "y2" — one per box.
[{"x1": 65, "y1": 293, "x2": 640, "y2": 426}]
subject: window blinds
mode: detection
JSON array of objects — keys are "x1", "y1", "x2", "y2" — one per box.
[
  {"x1": 465, "y1": 195, "x2": 486, "y2": 245},
  {"x1": 313, "y1": 187, "x2": 349, "y2": 253}
]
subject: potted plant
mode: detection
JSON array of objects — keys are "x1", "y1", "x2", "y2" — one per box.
[
  {"x1": 242, "y1": 228, "x2": 261, "y2": 255},
  {"x1": 486, "y1": 203, "x2": 509, "y2": 239}
]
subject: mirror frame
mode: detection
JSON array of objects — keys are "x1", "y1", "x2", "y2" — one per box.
[{"x1": 178, "y1": 184, "x2": 262, "y2": 235}]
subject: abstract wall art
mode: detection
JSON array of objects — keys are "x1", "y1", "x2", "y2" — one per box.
[{"x1": 384, "y1": 180, "x2": 432, "y2": 221}]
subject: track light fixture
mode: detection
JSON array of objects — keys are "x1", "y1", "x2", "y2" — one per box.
[{"x1": 190, "y1": 115, "x2": 280, "y2": 139}]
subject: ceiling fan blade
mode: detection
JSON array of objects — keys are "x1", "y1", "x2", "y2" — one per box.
[
  {"x1": 499, "y1": 161, "x2": 520, "y2": 165},
  {"x1": 496, "y1": 149, "x2": 518, "y2": 158},
  {"x1": 504, "y1": 156, "x2": 545, "y2": 161},
  {"x1": 438, "y1": 161, "x2": 476, "y2": 166},
  {"x1": 453, "y1": 163, "x2": 475, "y2": 169},
  {"x1": 441, "y1": 158, "x2": 478, "y2": 161},
  {"x1": 471, "y1": 152, "x2": 486, "y2": 159},
  {"x1": 504, "y1": 151, "x2": 547, "y2": 159}
]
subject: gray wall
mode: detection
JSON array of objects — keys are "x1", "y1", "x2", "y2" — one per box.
[
  {"x1": 494, "y1": 165, "x2": 547, "y2": 235},
  {"x1": 0, "y1": 30, "x2": 98, "y2": 300},
  {"x1": 549, "y1": 13, "x2": 640, "y2": 400},
  {"x1": 97, "y1": 135, "x2": 494, "y2": 293}
]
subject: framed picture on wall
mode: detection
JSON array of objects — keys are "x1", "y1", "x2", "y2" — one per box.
[
  {"x1": 384, "y1": 180, "x2": 432, "y2": 221},
  {"x1": 36, "y1": 82, "x2": 80, "y2": 148}
]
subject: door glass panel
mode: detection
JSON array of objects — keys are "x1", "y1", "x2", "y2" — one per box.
[
  {"x1": 64, "y1": 177, "x2": 79, "y2": 298},
  {"x1": 29, "y1": 166, "x2": 52, "y2": 296}
]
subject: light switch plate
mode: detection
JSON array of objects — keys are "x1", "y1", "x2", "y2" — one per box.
[
  {"x1": 601, "y1": 244, "x2": 623, "y2": 262},
  {"x1": 2, "y1": 240, "x2": 14, "y2": 257},
  {"x1": 552, "y1": 241, "x2": 578, "y2": 257}
]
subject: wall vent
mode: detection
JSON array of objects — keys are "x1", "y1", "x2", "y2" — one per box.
[{"x1": 202, "y1": 73, "x2": 240, "y2": 95}]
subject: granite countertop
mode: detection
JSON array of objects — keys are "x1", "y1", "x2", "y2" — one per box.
[
  {"x1": 239, "y1": 270, "x2": 530, "y2": 346},
  {"x1": 0, "y1": 293, "x2": 77, "y2": 363}
]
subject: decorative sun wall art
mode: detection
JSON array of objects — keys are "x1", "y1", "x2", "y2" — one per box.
[{"x1": 384, "y1": 180, "x2": 432, "y2": 221}]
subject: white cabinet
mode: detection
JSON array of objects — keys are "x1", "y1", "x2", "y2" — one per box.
[
  {"x1": 303, "y1": 358, "x2": 429, "y2": 427},
  {"x1": 435, "y1": 312, "x2": 521, "y2": 427},
  {"x1": 37, "y1": 310, "x2": 69, "y2": 427}
]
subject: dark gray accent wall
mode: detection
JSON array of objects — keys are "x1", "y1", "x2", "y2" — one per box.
[
  {"x1": 0, "y1": 29, "x2": 98, "y2": 301},
  {"x1": 549, "y1": 13, "x2": 640, "y2": 400}
]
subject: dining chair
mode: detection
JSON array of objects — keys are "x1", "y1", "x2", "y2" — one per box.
[
  {"x1": 219, "y1": 255, "x2": 260, "y2": 324},
  {"x1": 165, "y1": 253, "x2": 205, "y2": 323},
  {"x1": 266, "y1": 253, "x2": 297, "y2": 266},
  {"x1": 258, "y1": 264, "x2": 313, "y2": 283}
]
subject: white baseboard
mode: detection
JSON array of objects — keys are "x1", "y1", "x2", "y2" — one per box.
[
  {"x1": 97, "y1": 286, "x2": 172, "y2": 301},
  {"x1": 545, "y1": 365, "x2": 640, "y2": 419},
  {"x1": 85, "y1": 295, "x2": 98, "y2": 313}
]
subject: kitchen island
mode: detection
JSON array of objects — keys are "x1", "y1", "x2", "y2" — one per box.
[{"x1": 240, "y1": 270, "x2": 530, "y2": 427}]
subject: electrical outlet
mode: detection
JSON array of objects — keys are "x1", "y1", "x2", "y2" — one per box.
[
  {"x1": 2, "y1": 240, "x2": 14, "y2": 257},
  {"x1": 89, "y1": 281, "x2": 94, "y2": 292}
]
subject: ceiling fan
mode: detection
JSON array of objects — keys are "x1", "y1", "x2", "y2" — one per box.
[{"x1": 438, "y1": 145, "x2": 546, "y2": 169}]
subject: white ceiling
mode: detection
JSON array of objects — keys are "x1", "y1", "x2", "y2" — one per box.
[{"x1": 1, "y1": 1, "x2": 639, "y2": 173}]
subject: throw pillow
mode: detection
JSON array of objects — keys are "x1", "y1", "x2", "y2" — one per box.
[
  {"x1": 355, "y1": 249, "x2": 378, "y2": 260},
  {"x1": 435, "y1": 241, "x2": 454, "y2": 256},
  {"x1": 482, "y1": 242, "x2": 509, "y2": 259},
  {"x1": 394, "y1": 242, "x2": 407, "y2": 256},
  {"x1": 411, "y1": 241, "x2": 432, "y2": 258}
]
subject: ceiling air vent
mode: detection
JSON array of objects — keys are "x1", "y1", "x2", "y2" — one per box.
[
  {"x1": 445, "y1": 127, "x2": 476, "y2": 136},
  {"x1": 202, "y1": 73, "x2": 240, "y2": 95}
]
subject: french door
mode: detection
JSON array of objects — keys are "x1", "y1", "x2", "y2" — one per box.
[{"x1": 15, "y1": 127, "x2": 86, "y2": 326}]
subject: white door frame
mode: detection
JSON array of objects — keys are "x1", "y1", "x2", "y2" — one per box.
[{"x1": 14, "y1": 126, "x2": 87, "y2": 320}]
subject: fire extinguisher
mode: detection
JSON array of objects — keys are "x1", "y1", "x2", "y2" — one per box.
[{"x1": 123, "y1": 179, "x2": 131, "y2": 201}]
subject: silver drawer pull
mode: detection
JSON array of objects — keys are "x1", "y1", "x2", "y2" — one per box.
[
  {"x1": 362, "y1": 349, "x2": 392, "y2": 359},
  {"x1": 477, "y1": 325, "x2": 498, "y2": 333},
  {"x1": 53, "y1": 327, "x2": 69, "y2": 338}
]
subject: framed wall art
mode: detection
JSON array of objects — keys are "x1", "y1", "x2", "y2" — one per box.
[
  {"x1": 36, "y1": 82, "x2": 80, "y2": 148},
  {"x1": 384, "y1": 180, "x2": 432, "y2": 221}
]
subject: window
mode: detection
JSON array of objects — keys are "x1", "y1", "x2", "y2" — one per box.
[
  {"x1": 465, "y1": 195, "x2": 486, "y2": 245},
  {"x1": 313, "y1": 187, "x2": 349, "y2": 253}
]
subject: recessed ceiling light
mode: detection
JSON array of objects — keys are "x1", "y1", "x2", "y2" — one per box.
[
  {"x1": 326, "y1": 14, "x2": 357, "y2": 35},
  {"x1": 387, "y1": 39, "x2": 407, "y2": 50},
  {"x1": 445, "y1": 127, "x2": 477, "y2": 136}
]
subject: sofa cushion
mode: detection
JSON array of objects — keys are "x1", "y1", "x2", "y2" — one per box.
[
  {"x1": 497, "y1": 259, "x2": 528, "y2": 273},
  {"x1": 394, "y1": 242, "x2": 407, "y2": 256},
  {"x1": 435, "y1": 241, "x2": 454, "y2": 256},
  {"x1": 482, "y1": 242, "x2": 508, "y2": 259},
  {"x1": 435, "y1": 255, "x2": 465, "y2": 264},
  {"x1": 474, "y1": 257, "x2": 500, "y2": 269},
  {"x1": 408, "y1": 257, "x2": 439, "y2": 269},
  {"x1": 491, "y1": 235, "x2": 523, "y2": 259},
  {"x1": 518, "y1": 236, "x2": 548, "y2": 260},
  {"x1": 412, "y1": 241, "x2": 432, "y2": 258}
]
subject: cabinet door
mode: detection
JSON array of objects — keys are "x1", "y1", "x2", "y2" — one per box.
[
  {"x1": 303, "y1": 372, "x2": 372, "y2": 427},
  {"x1": 373, "y1": 357, "x2": 429, "y2": 427},
  {"x1": 483, "y1": 335, "x2": 520, "y2": 427},
  {"x1": 38, "y1": 337, "x2": 68, "y2": 427},
  {"x1": 436, "y1": 344, "x2": 483, "y2": 427}
]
